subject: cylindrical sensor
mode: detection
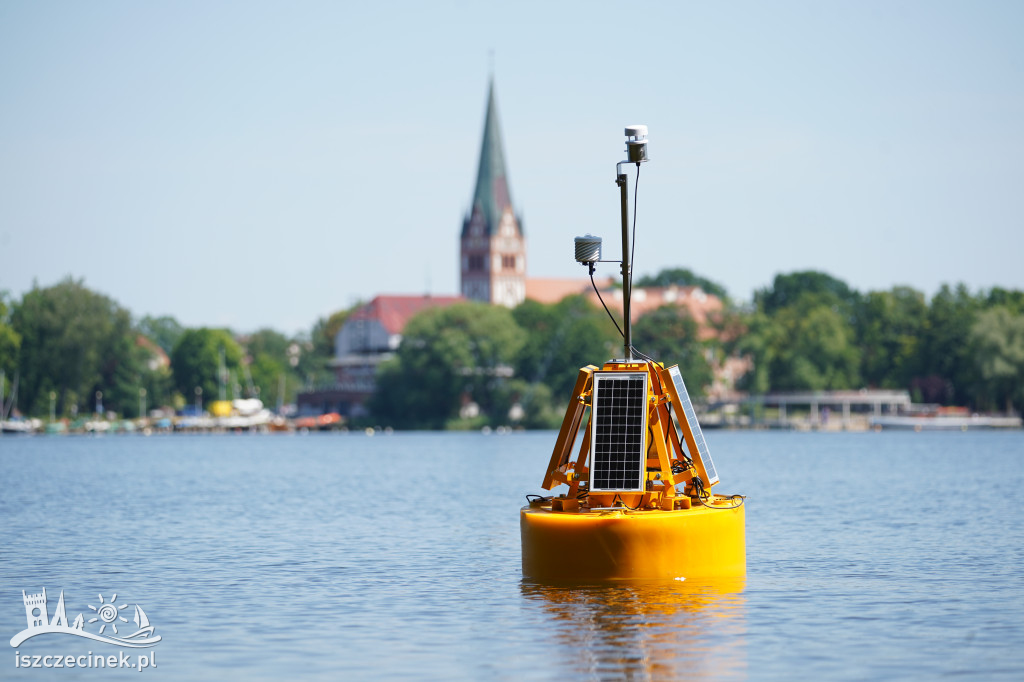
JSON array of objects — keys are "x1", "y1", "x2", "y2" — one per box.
[
  {"x1": 575, "y1": 234, "x2": 602, "y2": 263},
  {"x1": 625, "y1": 124, "x2": 649, "y2": 163}
]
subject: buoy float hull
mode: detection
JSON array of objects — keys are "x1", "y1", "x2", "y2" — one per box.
[{"x1": 521, "y1": 504, "x2": 745, "y2": 581}]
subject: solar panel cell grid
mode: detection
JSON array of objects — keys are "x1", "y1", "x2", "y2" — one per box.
[
  {"x1": 667, "y1": 365, "x2": 719, "y2": 484},
  {"x1": 590, "y1": 373, "x2": 647, "y2": 491}
]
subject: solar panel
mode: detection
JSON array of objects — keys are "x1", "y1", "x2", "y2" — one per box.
[
  {"x1": 589, "y1": 371, "x2": 648, "y2": 492},
  {"x1": 665, "y1": 365, "x2": 719, "y2": 486}
]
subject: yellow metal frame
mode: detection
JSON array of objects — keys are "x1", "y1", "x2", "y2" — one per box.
[
  {"x1": 542, "y1": 365, "x2": 597, "y2": 491},
  {"x1": 525, "y1": 359, "x2": 746, "y2": 580},
  {"x1": 541, "y1": 360, "x2": 709, "y2": 510}
]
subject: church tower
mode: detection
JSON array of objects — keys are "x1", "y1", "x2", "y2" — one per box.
[{"x1": 460, "y1": 80, "x2": 526, "y2": 307}]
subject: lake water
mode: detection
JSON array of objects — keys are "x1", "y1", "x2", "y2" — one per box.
[{"x1": 1, "y1": 430, "x2": 1023, "y2": 680}]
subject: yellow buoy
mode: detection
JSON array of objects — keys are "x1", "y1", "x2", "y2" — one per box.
[
  {"x1": 520, "y1": 125, "x2": 745, "y2": 582},
  {"x1": 520, "y1": 361, "x2": 746, "y2": 582},
  {"x1": 522, "y1": 502, "x2": 745, "y2": 582}
]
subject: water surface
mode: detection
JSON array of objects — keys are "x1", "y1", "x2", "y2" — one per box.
[{"x1": 1, "y1": 430, "x2": 1022, "y2": 679}]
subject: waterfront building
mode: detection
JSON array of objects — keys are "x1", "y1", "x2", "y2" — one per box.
[{"x1": 297, "y1": 294, "x2": 462, "y2": 418}]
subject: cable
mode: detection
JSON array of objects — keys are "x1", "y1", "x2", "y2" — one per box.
[
  {"x1": 690, "y1": 476, "x2": 708, "y2": 501},
  {"x1": 594, "y1": 163, "x2": 649, "y2": 359},
  {"x1": 671, "y1": 458, "x2": 694, "y2": 475},
  {"x1": 594, "y1": 164, "x2": 644, "y2": 350},
  {"x1": 591, "y1": 270, "x2": 625, "y2": 339},
  {"x1": 613, "y1": 493, "x2": 642, "y2": 511},
  {"x1": 701, "y1": 494, "x2": 745, "y2": 510},
  {"x1": 688, "y1": 477, "x2": 744, "y2": 509},
  {"x1": 629, "y1": 345, "x2": 656, "y2": 363}
]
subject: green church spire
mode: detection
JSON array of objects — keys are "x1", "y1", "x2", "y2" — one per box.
[{"x1": 464, "y1": 80, "x2": 517, "y2": 236}]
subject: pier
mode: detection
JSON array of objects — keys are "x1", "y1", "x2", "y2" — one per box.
[{"x1": 707, "y1": 390, "x2": 912, "y2": 430}]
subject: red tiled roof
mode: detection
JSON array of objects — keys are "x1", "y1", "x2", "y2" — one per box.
[
  {"x1": 348, "y1": 295, "x2": 464, "y2": 335},
  {"x1": 588, "y1": 285, "x2": 723, "y2": 328},
  {"x1": 525, "y1": 277, "x2": 613, "y2": 304},
  {"x1": 136, "y1": 335, "x2": 170, "y2": 368},
  {"x1": 526, "y1": 279, "x2": 722, "y2": 333}
]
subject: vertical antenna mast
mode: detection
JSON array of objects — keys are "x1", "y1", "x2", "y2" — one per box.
[
  {"x1": 618, "y1": 125, "x2": 649, "y2": 361},
  {"x1": 617, "y1": 169, "x2": 632, "y2": 360},
  {"x1": 573, "y1": 125, "x2": 650, "y2": 361}
]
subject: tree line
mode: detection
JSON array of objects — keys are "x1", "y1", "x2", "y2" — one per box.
[
  {"x1": 2, "y1": 270, "x2": 1022, "y2": 427},
  {"x1": 0, "y1": 278, "x2": 349, "y2": 420},
  {"x1": 736, "y1": 271, "x2": 1024, "y2": 415},
  {"x1": 369, "y1": 270, "x2": 1024, "y2": 428}
]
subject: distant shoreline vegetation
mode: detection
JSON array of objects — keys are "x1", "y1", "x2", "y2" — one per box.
[{"x1": 1, "y1": 270, "x2": 1022, "y2": 429}]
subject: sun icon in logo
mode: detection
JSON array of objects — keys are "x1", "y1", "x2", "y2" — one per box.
[{"x1": 88, "y1": 593, "x2": 129, "y2": 635}]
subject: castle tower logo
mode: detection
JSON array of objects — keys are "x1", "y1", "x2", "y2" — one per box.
[{"x1": 11, "y1": 588, "x2": 161, "y2": 648}]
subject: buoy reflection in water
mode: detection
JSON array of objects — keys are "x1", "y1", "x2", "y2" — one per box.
[{"x1": 520, "y1": 578, "x2": 747, "y2": 680}]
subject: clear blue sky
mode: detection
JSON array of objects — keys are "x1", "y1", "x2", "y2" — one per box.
[{"x1": 2, "y1": 1, "x2": 1021, "y2": 334}]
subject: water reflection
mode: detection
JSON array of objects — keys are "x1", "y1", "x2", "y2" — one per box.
[{"x1": 521, "y1": 578, "x2": 747, "y2": 680}]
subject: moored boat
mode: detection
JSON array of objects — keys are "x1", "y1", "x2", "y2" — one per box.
[{"x1": 869, "y1": 414, "x2": 1022, "y2": 430}]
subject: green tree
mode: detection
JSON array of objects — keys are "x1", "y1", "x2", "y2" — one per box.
[
  {"x1": 11, "y1": 278, "x2": 144, "y2": 417},
  {"x1": 139, "y1": 362, "x2": 174, "y2": 415},
  {"x1": 370, "y1": 302, "x2": 525, "y2": 429},
  {"x1": 138, "y1": 315, "x2": 185, "y2": 354},
  {"x1": 171, "y1": 328, "x2": 244, "y2": 408},
  {"x1": 734, "y1": 310, "x2": 780, "y2": 395},
  {"x1": 103, "y1": 332, "x2": 154, "y2": 418},
  {"x1": 245, "y1": 328, "x2": 291, "y2": 361},
  {"x1": 918, "y1": 284, "x2": 982, "y2": 405},
  {"x1": 855, "y1": 286, "x2": 928, "y2": 389},
  {"x1": 632, "y1": 305, "x2": 714, "y2": 397},
  {"x1": 986, "y1": 287, "x2": 1024, "y2": 315},
  {"x1": 738, "y1": 272, "x2": 862, "y2": 393},
  {"x1": 740, "y1": 293, "x2": 860, "y2": 392},
  {"x1": 635, "y1": 267, "x2": 729, "y2": 301},
  {"x1": 513, "y1": 295, "x2": 619, "y2": 401},
  {"x1": 499, "y1": 378, "x2": 561, "y2": 429},
  {"x1": 247, "y1": 353, "x2": 300, "y2": 410},
  {"x1": 242, "y1": 328, "x2": 301, "y2": 409},
  {"x1": 300, "y1": 304, "x2": 363, "y2": 390},
  {"x1": 969, "y1": 306, "x2": 1024, "y2": 414},
  {"x1": 311, "y1": 305, "x2": 359, "y2": 359},
  {"x1": 774, "y1": 297, "x2": 860, "y2": 390},
  {"x1": 0, "y1": 293, "x2": 21, "y2": 407},
  {"x1": 755, "y1": 270, "x2": 859, "y2": 316}
]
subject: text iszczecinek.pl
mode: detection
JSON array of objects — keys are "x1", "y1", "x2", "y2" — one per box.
[{"x1": 14, "y1": 650, "x2": 157, "y2": 671}]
